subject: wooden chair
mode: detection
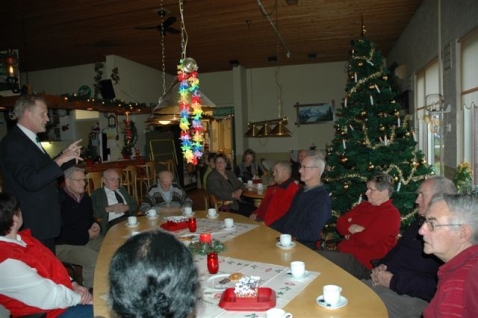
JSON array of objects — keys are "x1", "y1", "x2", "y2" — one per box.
[
  {"x1": 85, "y1": 171, "x2": 103, "y2": 195},
  {"x1": 207, "y1": 192, "x2": 232, "y2": 212},
  {"x1": 122, "y1": 165, "x2": 138, "y2": 201},
  {"x1": 136, "y1": 161, "x2": 157, "y2": 199}
]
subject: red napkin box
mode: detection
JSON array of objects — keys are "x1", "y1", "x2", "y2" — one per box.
[
  {"x1": 218, "y1": 288, "x2": 276, "y2": 311},
  {"x1": 160, "y1": 221, "x2": 189, "y2": 231}
]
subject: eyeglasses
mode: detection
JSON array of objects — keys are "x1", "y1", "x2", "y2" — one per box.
[
  {"x1": 366, "y1": 187, "x2": 379, "y2": 192},
  {"x1": 105, "y1": 178, "x2": 120, "y2": 182},
  {"x1": 300, "y1": 165, "x2": 317, "y2": 169},
  {"x1": 69, "y1": 178, "x2": 87, "y2": 183},
  {"x1": 216, "y1": 160, "x2": 226, "y2": 164},
  {"x1": 422, "y1": 220, "x2": 464, "y2": 232}
]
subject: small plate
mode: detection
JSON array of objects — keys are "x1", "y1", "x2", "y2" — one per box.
[
  {"x1": 146, "y1": 215, "x2": 159, "y2": 220},
  {"x1": 316, "y1": 295, "x2": 348, "y2": 309},
  {"x1": 286, "y1": 270, "x2": 311, "y2": 279},
  {"x1": 178, "y1": 234, "x2": 199, "y2": 244},
  {"x1": 126, "y1": 222, "x2": 139, "y2": 228},
  {"x1": 222, "y1": 225, "x2": 236, "y2": 231},
  {"x1": 205, "y1": 273, "x2": 235, "y2": 291},
  {"x1": 207, "y1": 214, "x2": 219, "y2": 219},
  {"x1": 182, "y1": 212, "x2": 195, "y2": 218},
  {"x1": 276, "y1": 241, "x2": 296, "y2": 250}
]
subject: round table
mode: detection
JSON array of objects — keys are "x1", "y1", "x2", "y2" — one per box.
[
  {"x1": 242, "y1": 187, "x2": 266, "y2": 207},
  {"x1": 94, "y1": 211, "x2": 387, "y2": 317}
]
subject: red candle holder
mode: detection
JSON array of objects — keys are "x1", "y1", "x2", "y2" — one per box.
[
  {"x1": 207, "y1": 252, "x2": 219, "y2": 274},
  {"x1": 188, "y1": 217, "x2": 197, "y2": 232},
  {"x1": 199, "y1": 233, "x2": 212, "y2": 244}
]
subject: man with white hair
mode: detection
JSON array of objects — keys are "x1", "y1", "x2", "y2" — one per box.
[
  {"x1": 420, "y1": 194, "x2": 478, "y2": 317},
  {"x1": 140, "y1": 170, "x2": 192, "y2": 213},
  {"x1": 270, "y1": 154, "x2": 331, "y2": 249}
]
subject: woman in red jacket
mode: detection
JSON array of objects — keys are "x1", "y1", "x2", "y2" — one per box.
[{"x1": 318, "y1": 173, "x2": 401, "y2": 279}]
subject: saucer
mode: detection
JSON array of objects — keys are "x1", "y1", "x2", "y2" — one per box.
[
  {"x1": 182, "y1": 212, "x2": 195, "y2": 218},
  {"x1": 146, "y1": 215, "x2": 158, "y2": 220},
  {"x1": 316, "y1": 295, "x2": 348, "y2": 309},
  {"x1": 286, "y1": 270, "x2": 311, "y2": 279},
  {"x1": 207, "y1": 214, "x2": 219, "y2": 219},
  {"x1": 126, "y1": 222, "x2": 139, "y2": 228},
  {"x1": 222, "y1": 225, "x2": 236, "y2": 231},
  {"x1": 276, "y1": 241, "x2": 296, "y2": 250}
]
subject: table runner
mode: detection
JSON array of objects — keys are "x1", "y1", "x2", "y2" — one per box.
[{"x1": 195, "y1": 256, "x2": 320, "y2": 318}]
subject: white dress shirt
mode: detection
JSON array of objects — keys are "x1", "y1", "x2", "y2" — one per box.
[
  {"x1": 105, "y1": 187, "x2": 126, "y2": 222},
  {"x1": 17, "y1": 123, "x2": 45, "y2": 153},
  {"x1": 0, "y1": 235, "x2": 81, "y2": 309}
]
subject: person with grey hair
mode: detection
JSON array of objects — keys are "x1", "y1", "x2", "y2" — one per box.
[
  {"x1": 140, "y1": 170, "x2": 192, "y2": 214},
  {"x1": 55, "y1": 166, "x2": 103, "y2": 290},
  {"x1": 0, "y1": 95, "x2": 83, "y2": 252},
  {"x1": 420, "y1": 194, "x2": 478, "y2": 317},
  {"x1": 250, "y1": 160, "x2": 300, "y2": 225},
  {"x1": 365, "y1": 176, "x2": 456, "y2": 318},
  {"x1": 270, "y1": 154, "x2": 332, "y2": 249},
  {"x1": 318, "y1": 172, "x2": 401, "y2": 279}
]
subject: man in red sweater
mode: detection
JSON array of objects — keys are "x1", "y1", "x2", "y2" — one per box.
[
  {"x1": 0, "y1": 193, "x2": 92, "y2": 317},
  {"x1": 420, "y1": 194, "x2": 478, "y2": 317},
  {"x1": 250, "y1": 161, "x2": 299, "y2": 225},
  {"x1": 318, "y1": 173, "x2": 401, "y2": 279}
]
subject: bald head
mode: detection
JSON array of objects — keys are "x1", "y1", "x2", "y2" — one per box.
[{"x1": 159, "y1": 170, "x2": 174, "y2": 191}]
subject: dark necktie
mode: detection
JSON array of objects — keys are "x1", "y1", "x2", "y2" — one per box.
[
  {"x1": 114, "y1": 191, "x2": 124, "y2": 204},
  {"x1": 35, "y1": 136, "x2": 47, "y2": 155}
]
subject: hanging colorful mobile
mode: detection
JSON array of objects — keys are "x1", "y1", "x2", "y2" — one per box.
[{"x1": 177, "y1": 58, "x2": 204, "y2": 165}]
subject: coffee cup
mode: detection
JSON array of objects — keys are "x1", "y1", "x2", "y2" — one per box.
[
  {"x1": 323, "y1": 284, "x2": 342, "y2": 306},
  {"x1": 182, "y1": 206, "x2": 193, "y2": 216},
  {"x1": 247, "y1": 180, "x2": 253, "y2": 187},
  {"x1": 290, "y1": 261, "x2": 305, "y2": 278},
  {"x1": 265, "y1": 308, "x2": 293, "y2": 318},
  {"x1": 127, "y1": 216, "x2": 137, "y2": 226},
  {"x1": 224, "y1": 218, "x2": 234, "y2": 228},
  {"x1": 146, "y1": 209, "x2": 157, "y2": 218},
  {"x1": 279, "y1": 234, "x2": 292, "y2": 247},
  {"x1": 257, "y1": 183, "x2": 263, "y2": 190},
  {"x1": 207, "y1": 208, "x2": 217, "y2": 217}
]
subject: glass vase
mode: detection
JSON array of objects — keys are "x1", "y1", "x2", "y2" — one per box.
[{"x1": 207, "y1": 252, "x2": 219, "y2": 274}]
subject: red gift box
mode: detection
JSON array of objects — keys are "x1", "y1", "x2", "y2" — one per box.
[{"x1": 218, "y1": 288, "x2": 276, "y2": 311}]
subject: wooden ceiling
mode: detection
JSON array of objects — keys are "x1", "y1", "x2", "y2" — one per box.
[{"x1": 2, "y1": 0, "x2": 423, "y2": 75}]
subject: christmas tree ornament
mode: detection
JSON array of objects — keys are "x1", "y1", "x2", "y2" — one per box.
[
  {"x1": 339, "y1": 155, "x2": 349, "y2": 165},
  {"x1": 343, "y1": 182, "x2": 349, "y2": 190},
  {"x1": 404, "y1": 131, "x2": 411, "y2": 137},
  {"x1": 378, "y1": 124, "x2": 385, "y2": 132},
  {"x1": 360, "y1": 110, "x2": 367, "y2": 118},
  {"x1": 369, "y1": 84, "x2": 375, "y2": 90},
  {"x1": 367, "y1": 162, "x2": 375, "y2": 171},
  {"x1": 382, "y1": 75, "x2": 388, "y2": 81},
  {"x1": 393, "y1": 175, "x2": 399, "y2": 182},
  {"x1": 358, "y1": 62, "x2": 363, "y2": 67}
]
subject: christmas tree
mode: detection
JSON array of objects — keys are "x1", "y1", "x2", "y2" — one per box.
[{"x1": 323, "y1": 30, "x2": 433, "y2": 233}]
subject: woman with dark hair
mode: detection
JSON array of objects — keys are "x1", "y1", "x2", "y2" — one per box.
[
  {"x1": 206, "y1": 153, "x2": 256, "y2": 217},
  {"x1": 235, "y1": 149, "x2": 263, "y2": 182},
  {"x1": 109, "y1": 230, "x2": 199, "y2": 318}
]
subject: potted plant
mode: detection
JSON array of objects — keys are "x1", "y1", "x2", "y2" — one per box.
[{"x1": 122, "y1": 119, "x2": 137, "y2": 159}]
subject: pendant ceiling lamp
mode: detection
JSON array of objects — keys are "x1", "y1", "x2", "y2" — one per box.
[{"x1": 245, "y1": 1, "x2": 291, "y2": 138}]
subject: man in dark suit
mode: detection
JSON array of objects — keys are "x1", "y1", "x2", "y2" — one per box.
[{"x1": 0, "y1": 95, "x2": 82, "y2": 252}]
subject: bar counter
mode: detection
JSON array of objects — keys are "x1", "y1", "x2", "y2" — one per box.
[{"x1": 80, "y1": 159, "x2": 145, "y2": 173}]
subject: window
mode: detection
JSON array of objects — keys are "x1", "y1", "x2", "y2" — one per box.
[
  {"x1": 461, "y1": 28, "x2": 478, "y2": 184},
  {"x1": 415, "y1": 59, "x2": 441, "y2": 173}
]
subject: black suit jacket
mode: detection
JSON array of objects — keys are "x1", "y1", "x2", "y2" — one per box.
[{"x1": 0, "y1": 125, "x2": 66, "y2": 241}]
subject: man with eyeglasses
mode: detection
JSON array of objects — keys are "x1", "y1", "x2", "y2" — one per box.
[
  {"x1": 55, "y1": 167, "x2": 103, "y2": 291},
  {"x1": 91, "y1": 169, "x2": 138, "y2": 235},
  {"x1": 419, "y1": 193, "x2": 478, "y2": 317},
  {"x1": 270, "y1": 153, "x2": 331, "y2": 249},
  {"x1": 366, "y1": 176, "x2": 456, "y2": 318}
]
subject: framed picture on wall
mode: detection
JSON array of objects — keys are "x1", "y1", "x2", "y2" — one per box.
[{"x1": 294, "y1": 101, "x2": 335, "y2": 127}]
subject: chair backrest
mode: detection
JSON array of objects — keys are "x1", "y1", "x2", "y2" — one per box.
[
  {"x1": 85, "y1": 171, "x2": 103, "y2": 195},
  {"x1": 122, "y1": 165, "x2": 138, "y2": 200}
]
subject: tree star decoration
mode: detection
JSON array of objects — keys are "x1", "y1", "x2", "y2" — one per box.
[{"x1": 177, "y1": 58, "x2": 204, "y2": 165}]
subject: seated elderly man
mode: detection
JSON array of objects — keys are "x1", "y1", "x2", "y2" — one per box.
[
  {"x1": 91, "y1": 168, "x2": 139, "y2": 236},
  {"x1": 365, "y1": 176, "x2": 456, "y2": 318},
  {"x1": 140, "y1": 170, "x2": 192, "y2": 213},
  {"x1": 250, "y1": 160, "x2": 300, "y2": 226},
  {"x1": 318, "y1": 173, "x2": 401, "y2": 279},
  {"x1": 0, "y1": 193, "x2": 93, "y2": 317},
  {"x1": 109, "y1": 230, "x2": 199, "y2": 318},
  {"x1": 270, "y1": 153, "x2": 331, "y2": 249},
  {"x1": 55, "y1": 166, "x2": 104, "y2": 290},
  {"x1": 420, "y1": 194, "x2": 478, "y2": 317}
]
